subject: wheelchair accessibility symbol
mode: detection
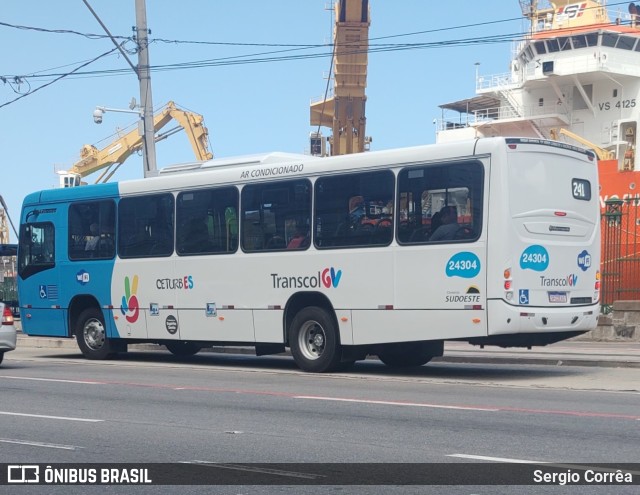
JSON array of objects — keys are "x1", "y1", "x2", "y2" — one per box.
[
  {"x1": 39, "y1": 285, "x2": 48, "y2": 299},
  {"x1": 519, "y1": 289, "x2": 529, "y2": 305}
]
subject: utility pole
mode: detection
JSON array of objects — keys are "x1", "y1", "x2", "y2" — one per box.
[
  {"x1": 83, "y1": 0, "x2": 158, "y2": 178},
  {"x1": 135, "y1": 0, "x2": 157, "y2": 177}
]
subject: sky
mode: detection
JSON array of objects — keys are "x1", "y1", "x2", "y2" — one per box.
[{"x1": 1, "y1": 0, "x2": 526, "y2": 242}]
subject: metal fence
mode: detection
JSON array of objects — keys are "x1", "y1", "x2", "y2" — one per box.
[{"x1": 601, "y1": 198, "x2": 640, "y2": 312}]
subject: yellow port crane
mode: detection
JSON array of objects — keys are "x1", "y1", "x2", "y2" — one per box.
[
  {"x1": 310, "y1": 0, "x2": 371, "y2": 156},
  {"x1": 549, "y1": 128, "x2": 614, "y2": 161},
  {"x1": 59, "y1": 101, "x2": 213, "y2": 187}
]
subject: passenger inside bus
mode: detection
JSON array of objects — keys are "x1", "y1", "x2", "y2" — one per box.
[
  {"x1": 429, "y1": 206, "x2": 459, "y2": 241},
  {"x1": 182, "y1": 216, "x2": 210, "y2": 253},
  {"x1": 287, "y1": 224, "x2": 310, "y2": 249},
  {"x1": 429, "y1": 211, "x2": 442, "y2": 235},
  {"x1": 85, "y1": 223, "x2": 100, "y2": 251}
]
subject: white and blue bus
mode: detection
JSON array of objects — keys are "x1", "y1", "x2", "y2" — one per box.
[{"x1": 17, "y1": 137, "x2": 601, "y2": 372}]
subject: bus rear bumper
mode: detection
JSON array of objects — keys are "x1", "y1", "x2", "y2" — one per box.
[{"x1": 484, "y1": 299, "x2": 599, "y2": 344}]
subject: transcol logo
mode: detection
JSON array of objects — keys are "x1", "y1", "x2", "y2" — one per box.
[
  {"x1": 120, "y1": 275, "x2": 140, "y2": 323},
  {"x1": 271, "y1": 267, "x2": 342, "y2": 289},
  {"x1": 539, "y1": 274, "x2": 579, "y2": 287}
]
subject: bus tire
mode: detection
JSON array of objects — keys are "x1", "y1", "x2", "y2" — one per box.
[
  {"x1": 378, "y1": 342, "x2": 435, "y2": 368},
  {"x1": 165, "y1": 341, "x2": 201, "y2": 356},
  {"x1": 75, "y1": 308, "x2": 114, "y2": 360},
  {"x1": 289, "y1": 306, "x2": 341, "y2": 373}
]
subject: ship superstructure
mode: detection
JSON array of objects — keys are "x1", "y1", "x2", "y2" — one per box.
[{"x1": 437, "y1": 0, "x2": 640, "y2": 203}]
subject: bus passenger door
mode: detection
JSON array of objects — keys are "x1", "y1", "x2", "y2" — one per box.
[
  {"x1": 115, "y1": 192, "x2": 180, "y2": 342},
  {"x1": 395, "y1": 160, "x2": 488, "y2": 340},
  {"x1": 18, "y1": 220, "x2": 68, "y2": 337}
]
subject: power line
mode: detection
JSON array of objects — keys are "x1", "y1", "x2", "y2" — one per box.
[
  {"x1": 1, "y1": 0, "x2": 632, "y2": 49},
  {"x1": 5, "y1": 1, "x2": 632, "y2": 93},
  {"x1": 0, "y1": 45, "x2": 121, "y2": 109},
  {"x1": 1, "y1": 11, "x2": 527, "y2": 83},
  {"x1": 4, "y1": 30, "x2": 527, "y2": 82},
  {"x1": 0, "y1": 20, "x2": 127, "y2": 40}
]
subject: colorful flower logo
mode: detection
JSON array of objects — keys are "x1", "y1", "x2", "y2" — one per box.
[{"x1": 121, "y1": 275, "x2": 140, "y2": 323}]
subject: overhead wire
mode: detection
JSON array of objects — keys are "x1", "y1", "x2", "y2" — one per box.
[
  {"x1": 0, "y1": 45, "x2": 122, "y2": 109},
  {"x1": 0, "y1": 20, "x2": 126, "y2": 40},
  {"x1": 3, "y1": 0, "x2": 634, "y2": 101},
  {"x1": 4, "y1": 30, "x2": 528, "y2": 82},
  {"x1": 1, "y1": 9, "x2": 528, "y2": 83}
]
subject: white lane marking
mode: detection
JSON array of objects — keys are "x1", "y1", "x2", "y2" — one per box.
[
  {"x1": 185, "y1": 461, "x2": 324, "y2": 480},
  {"x1": 295, "y1": 396, "x2": 499, "y2": 412},
  {"x1": 448, "y1": 454, "x2": 546, "y2": 464},
  {"x1": 0, "y1": 375, "x2": 104, "y2": 385},
  {"x1": 448, "y1": 454, "x2": 640, "y2": 475},
  {"x1": 0, "y1": 411, "x2": 103, "y2": 422},
  {"x1": 0, "y1": 438, "x2": 83, "y2": 450}
]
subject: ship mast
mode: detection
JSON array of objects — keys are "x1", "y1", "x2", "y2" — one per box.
[
  {"x1": 520, "y1": 0, "x2": 611, "y2": 35},
  {"x1": 519, "y1": 1, "x2": 554, "y2": 35}
]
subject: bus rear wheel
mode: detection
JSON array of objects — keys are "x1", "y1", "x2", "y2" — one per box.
[
  {"x1": 75, "y1": 308, "x2": 114, "y2": 360},
  {"x1": 289, "y1": 307, "x2": 341, "y2": 373},
  {"x1": 377, "y1": 341, "x2": 439, "y2": 368},
  {"x1": 165, "y1": 341, "x2": 201, "y2": 356}
]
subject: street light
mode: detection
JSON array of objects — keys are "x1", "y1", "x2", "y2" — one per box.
[
  {"x1": 91, "y1": 99, "x2": 157, "y2": 178},
  {"x1": 93, "y1": 98, "x2": 143, "y2": 124},
  {"x1": 93, "y1": 106, "x2": 142, "y2": 123}
]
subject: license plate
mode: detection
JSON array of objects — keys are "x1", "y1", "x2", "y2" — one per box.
[{"x1": 548, "y1": 291, "x2": 567, "y2": 303}]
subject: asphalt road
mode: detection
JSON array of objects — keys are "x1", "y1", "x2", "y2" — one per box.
[{"x1": 1, "y1": 347, "x2": 639, "y2": 494}]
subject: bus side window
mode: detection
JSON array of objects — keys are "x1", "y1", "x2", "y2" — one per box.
[
  {"x1": 68, "y1": 200, "x2": 116, "y2": 260},
  {"x1": 397, "y1": 161, "x2": 483, "y2": 245},
  {"x1": 175, "y1": 186, "x2": 238, "y2": 256},
  {"x1": 241, "y1": 179, "x2": 311, "y2": 253},
  {"x1": 314, "y1": 170, "x2": 394, "y2": 249},
  {"x1": 118, "y1": 194, "x2": 174, "y2": 258},
  {"x1": 17, "y1": 222, "x2": 55, "y2": 279}
]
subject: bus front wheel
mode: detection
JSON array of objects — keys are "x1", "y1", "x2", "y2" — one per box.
[
  {"x1": 75, "y1": 308, "x2": 114, "y2": 360},
  {"x1": 289, "y1": 307, "x2": 341, "y2": 373}
]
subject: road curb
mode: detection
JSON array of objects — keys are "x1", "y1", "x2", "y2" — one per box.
[
  {"x1": 432, "y1": 355, "x2": 640, "y2": 369},
  {"x1": 15, "y1": 336, "x2": 640, "y2": 369}
]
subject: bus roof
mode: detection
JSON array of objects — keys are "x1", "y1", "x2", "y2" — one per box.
[{"x1": 159, "y1": 152, "x2": 314, "y2": 175}]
